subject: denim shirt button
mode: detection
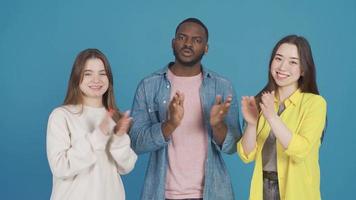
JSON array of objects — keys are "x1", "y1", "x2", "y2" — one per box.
[
  {"x1": 166, "y1": 85, "x2": 170, "y2": 88},
  {"x1": 163, "y1": 100, "x2": 167, "y2": 104}
]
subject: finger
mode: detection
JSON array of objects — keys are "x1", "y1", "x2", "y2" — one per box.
[
  {"x1": 250, "y1": 96, "x2": 257, "y2": 108},
  {"x1": 259, "y1": 102, "x2": 266, "y2": 113},
  {"x1": 215, "y1": 95, "x2": 222, "y2": 105},
  {"x1": 222, "y1": 102, "x2": 231, "y2": 114},
  {"x1": 108, "y1": 108, "x2": 115, "y2": 117},
  {"x1": 122, "y1": 110, "x2": 131, "y2": 118},
  {"x1": 179, "y1": 92, "x2": 185, "y2": 105},
  {"x1": 224, "y1": 95, "x2": 233, "y2": 104},
  {"x1": 171, "y1": 93, "x2": 179, "y2": 103}
]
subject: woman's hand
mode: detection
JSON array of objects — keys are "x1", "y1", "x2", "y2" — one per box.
[
  {"x1": 241, "y1": 96, "x2": 259, "y2": 126},
  {"x1": 260, "y1": 91, "x2": 277, "y2": 121},
  {"x1": 115, "y1": 111, "x2": 132, "y2": 136}
]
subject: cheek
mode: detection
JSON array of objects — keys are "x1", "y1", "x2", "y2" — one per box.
[
  {"x1": 103, "y1": 77, "x2": 109, "y2": 85},
  {"x1": 293, "y1": 67, "x2": 302, "y2": 77},
  {"x1": 270, "y1": 65, "x2": 277, "y2": 74}
]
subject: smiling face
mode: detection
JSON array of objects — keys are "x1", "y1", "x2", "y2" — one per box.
[
  {"x1": 79, "y1": 58, "x2": 109, "y2": 105},
  {"x1": 172, "y1": 22, "x2": 208, "y2": 67},
  {"x1": 270, "y1": 43, "x2": 302, "y2": 94}
]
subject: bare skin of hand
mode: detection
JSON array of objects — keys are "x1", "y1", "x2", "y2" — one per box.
[
  {"x1": 162, "y1": 91, "x2": 185, "y2": 139},
  {"x1": 210, "y1": 95, "x2": 232, "y2": 145},
  {"x1": 240, "y1": 96, "x2": 259, "y2": 155},
  {"x1": 259, "y1": 91, "x2": 277, "y2": 120},
  {"x1": 115, "y1": 110, "x2": 133, "y2": 136},
  {"x1": 210, "y1": 95, "x2": 232, "y2": 126},
  {"x1": 99, "y1": 109, "x2": 115, "y2": 135},
  {"x1": 241, "y1": 96, "x2": 259, "y2": 126},
  {"x1": 259, "y1": 91, "x2": 292, "y2": 148}
]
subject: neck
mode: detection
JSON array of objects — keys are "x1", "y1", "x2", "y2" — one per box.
[
  {"x1": 170, "y1": 61, "x2": 202, "y2": 77},
  {"x1": 82, "y1": 97, "x2": 104, "y2": 107},
  {"x1": 277, "y1": 86, "x2": 298, "y2": 102}
]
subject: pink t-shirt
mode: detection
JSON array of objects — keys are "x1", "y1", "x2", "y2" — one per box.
[{"x1": 165, "y1": 69, "x2": 208, "y2": 199}]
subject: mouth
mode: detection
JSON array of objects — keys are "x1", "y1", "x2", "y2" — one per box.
[
  {"x1": 180, "y1": 48, "x2": 194, "y2": 57},
  {"x1": 276, "y1": 71, "x2": 290, "y2": 79},
  {"x1": 88, "y1": 85, "x2": 103, "y2": 90}
]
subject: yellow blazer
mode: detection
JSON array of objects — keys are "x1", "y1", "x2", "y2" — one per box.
[{"x1": 238, "y1": 89, "x2": 327, "y2": 200}]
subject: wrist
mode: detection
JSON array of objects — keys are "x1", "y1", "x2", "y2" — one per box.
[
  {"x1": 246, "y1": 123, "x2": 257, "y2": 129},
  {"x1": 211, "y1": 121, "x2": 225, "y2": 129},
  {"x1": 266, "y1": 114, "x2": 279, "y2": 123},
  {"x1": 167, "y1": 119, "x2": 180, "y2": 129}
]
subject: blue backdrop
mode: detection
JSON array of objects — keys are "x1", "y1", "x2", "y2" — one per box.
[{"x1": 1, "y1": 0, "x2": 355, "y2": 199}]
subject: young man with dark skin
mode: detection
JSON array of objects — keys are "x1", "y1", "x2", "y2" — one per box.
[{"x1": 130, "y1": 18, "x2": 241, "y2": 200}]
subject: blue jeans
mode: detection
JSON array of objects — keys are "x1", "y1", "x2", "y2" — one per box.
[
  {"x1": 263, "y1": 173, "x2": 280, "y2": 200},
  {"x1": 166, "y1": 199, "x2": 203, "y2": 200}
]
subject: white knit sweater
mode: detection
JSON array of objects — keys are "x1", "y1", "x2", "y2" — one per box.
[{"x1": 46, "y1": 105, "x2": 137, "y2": 200}]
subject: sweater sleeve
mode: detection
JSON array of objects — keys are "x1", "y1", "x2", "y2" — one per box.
[
  {"x1": 109, "y1": 133, "x2": 137, "y2": 175},
  {"x1": 46, "y1": 108, "x2": 110, "y2": 179}
]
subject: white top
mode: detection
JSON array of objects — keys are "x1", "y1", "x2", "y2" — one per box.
[{"x1": 46, "y1": 105, "x2": 137, "y2": 200}]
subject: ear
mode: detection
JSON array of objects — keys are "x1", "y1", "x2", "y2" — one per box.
[
  {"x1": 204, "y1": 44, "x2": 209, "y2": 54},
  {"x1": 171, "y1": 38, "x2": 175, "y2": 49}
]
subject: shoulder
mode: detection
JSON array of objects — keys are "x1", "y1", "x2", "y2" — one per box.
[
  {"x1": 302, "y1": 93, "x2": 327, "y2": 106},
  {"x1": 137, "y1": 67, "x2": 166, "y2": 86},
  {"x1": 300, "y1": 93, "x2": 327, "y2": 114},
  {"x1": 205, "y1": 68, "x2": 233, "y2": 86},
  {"x1": 49, "y1": 105, "x2": 81, "y2": 120}
]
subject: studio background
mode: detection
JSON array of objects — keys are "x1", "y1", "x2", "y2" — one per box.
[{"x1": 1, "y1": 0, "x2": 355, "y2": 199}]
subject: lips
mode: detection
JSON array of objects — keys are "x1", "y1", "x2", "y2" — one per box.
[
  {"x1": 89, "y1": 85, "x2": 103, "y2": 90},
  {"x1": 276, "y1": 71, "x2": 290, "y2": 79},
  {"x1": 180, "y1": 48, "x2": 194, "y2": 56}
]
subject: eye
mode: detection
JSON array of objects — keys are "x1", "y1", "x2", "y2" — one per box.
[
  {"x1": 290, "y1": 61, "x2": 298, "y2": 65},
  {"x1": 100, "y1": 72, "x2": 107, "y2": 76},
  {"x1": 177, "y1": 35, "x2": 185, "y2": 40},
  {"x1": 274, "y1": 57, "x2": 282, "y2": 61},
  {"x1": 194, "y1": 38, "x2": 202, "y2": 44},
  {"x1": 83, "y1": 72, "x2": 92, "y2": 76}
]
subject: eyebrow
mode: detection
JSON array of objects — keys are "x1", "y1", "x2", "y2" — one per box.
[
  {"x1": 177, "y1": 33, "x2": 203, "y2": 39},
  {"x1": 83, "y1": 69, "x2": 106, "y2": 72},
  {"x1": 275, "y1": 54, "x2": 299, "y2": 60}
]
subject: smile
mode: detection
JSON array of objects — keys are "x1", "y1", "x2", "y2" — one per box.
[
  {"x1": 276, "y1": 71, "x2": 290, "y2": 78},
  {"x1": 89, "y1": 85, "x2": 103, "y2": 90}
]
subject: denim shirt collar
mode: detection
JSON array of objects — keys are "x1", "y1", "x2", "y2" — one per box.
[{"x1": 153, "y1": 62, "x2": 212, "y2": 79}]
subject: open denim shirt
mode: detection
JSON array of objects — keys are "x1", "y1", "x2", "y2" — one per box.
[{"x1": 130, "y1": 63, "x2": 242, "y2": 200}]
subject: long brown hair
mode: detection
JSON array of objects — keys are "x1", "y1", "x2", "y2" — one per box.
[
  {"x1": 256, "y1": 35, "x2": 319, "y2": 109},
  {"x1": 63, "y1": 48, "x2": 121, "y2": 120}
]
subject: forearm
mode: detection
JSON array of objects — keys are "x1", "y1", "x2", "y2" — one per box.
[
  {"x1": 241, "y1": 124, "x2": 257, "y2": 156},
  {"x1": 212, "y1": 122, "x2": 227, "y2": 145},
  {"x1": 130, "y1": 122, "x2": 169, "y2": 154},
  {"x1": 47, "y1": 131, "x2": 104, "y2": 179},
  {"x1": 267, "y1": 115, "x2": 292, "y2": 149},
  {"x1": 161, "y1": 120, "x2": 178, "y2": 141},
  {"x1": 110, "y1": 134, "x2": 138, "y2": 175}
]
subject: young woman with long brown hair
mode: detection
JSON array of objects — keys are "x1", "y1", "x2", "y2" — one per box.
[{"x1": 46, "y1": 48, "x2": 137, "y2": 200}]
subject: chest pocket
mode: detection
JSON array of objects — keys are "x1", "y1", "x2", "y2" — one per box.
[{"x1": 147, "y1": 103, "x2": 160, "y2": 123}]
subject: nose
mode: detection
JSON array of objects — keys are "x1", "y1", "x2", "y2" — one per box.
[
  {"x1": 278, "y1": 59, "x2": 288, "y2": 70},
  {"x1": 92, "y1": 74, "x2": 100, "y2": 83},
  {"x1": 184, "y1": 37, "x2": 193, "y2": 48}
]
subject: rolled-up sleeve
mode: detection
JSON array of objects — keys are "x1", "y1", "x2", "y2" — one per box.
[
  {"x1": 129, "y1": 80, "x2": 169, "y2": 154},
  {"x1": 284, "y1": 96, "x2": 327, "y2": 163}
]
